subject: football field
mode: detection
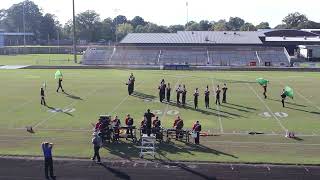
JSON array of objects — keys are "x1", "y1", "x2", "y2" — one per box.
[{"x1": 0, "y1": 69, "x2": 320, "y2": 164}]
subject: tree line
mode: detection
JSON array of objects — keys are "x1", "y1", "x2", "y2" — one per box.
[{"x1": 0, "y1": 0, "x2": 320, "y2": 44}]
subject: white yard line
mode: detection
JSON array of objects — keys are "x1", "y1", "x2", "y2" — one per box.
[
  {"x1": 160, "y1": 79, "x2": 180, "y2": 121},
  {"x1": 110, "y1": 81, "x2": 145, "y2": 114},
  {"x1": 212, "y1": 79, "x2": 224, "y2": 133},
  {"x1": 294, "y1": 89, "x2": 320, "y2": 112},
  {"x1": 32, "y1": 86, "x2": 103, "y2": 128},
  {"x1": 247, "y1": 83, "x2": 287, "y2": 132}
]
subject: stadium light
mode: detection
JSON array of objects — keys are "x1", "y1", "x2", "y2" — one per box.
[{"x1": 72, "y1": 0, "x2": 77, "y2": 63}]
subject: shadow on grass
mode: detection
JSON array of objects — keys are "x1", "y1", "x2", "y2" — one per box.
[
  {"x1": 221, "y1": 104, "x2": 251, "y2": 113},
  {"x1": 226, "y1": 103, "x2": 258, "y2": 111},
  {"x1": 103, "y1": 141, "x2": 140, "y2": 161},
  {"x1": 164, "y1": 101, "x2": 233, "y2": 119},
  {"x1": 131, "y1": 91, "x2": 157, "y2": 100},
  {"x1": 64, "y1": 92, "x2": 83, "y2": 100},
  {"x1": 292, "y1": 137, "x2": 304, "y2": 141},
  {"x1": 285, "y1": 106, "x2": 320, "y2": 115},
  {"x1": 268, "y1": 98, "x2": 307, "y2": 107},
  {"x1": 99, "y1": 163, "x2": 131, "y2": 180}
]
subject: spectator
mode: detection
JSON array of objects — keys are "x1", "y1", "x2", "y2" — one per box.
[
  {"x1": 91, "y1": 132, "x2": 102, "y2": 163},
  {"x1": 41, "y1": 142, "x2": 55, "y2": 180},
  {"x1": 95, "y1": 118, "x2": 102, "y2": 131},
  {"x1": 192, "y1": 121, "x2": 202, "y2": 145}
]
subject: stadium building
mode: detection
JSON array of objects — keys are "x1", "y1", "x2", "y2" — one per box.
[{"x1": 83, "y1": 29, "x2": 320, "y2": 67}]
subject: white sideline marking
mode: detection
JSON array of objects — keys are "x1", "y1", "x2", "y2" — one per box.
[
  {"x1": 212, "y1": 79, "x2": 224, "y2": 133},
  {"x1": 110, "y1": 81, "x2": 145, "y2": 113},
  {"x1": 0, "y1": 65, "x2": 29, "y2": 69},
  {"x1": 247, "y1": 83, "x2": 287, "y2": 132}
]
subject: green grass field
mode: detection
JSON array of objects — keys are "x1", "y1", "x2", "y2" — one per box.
[
  {"x1": 0, "y1": 54, "x2": 82, "y2": 65},
  {"x1": 0, "y1": 69, "x2": 320, "y2": 164}
]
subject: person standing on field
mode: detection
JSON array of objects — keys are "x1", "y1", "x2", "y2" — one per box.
[
  {"x1": 41, "y1": 87, "x2": 47, "y2": 106},
  {"x1": 42, "y1": 142, "x2": 55, "y2": 179},
  {"x1": 222, "y1": 83, "x2": 228, "y2": 103},
  {"x1": 166, "y1": 83, "x2": 171, "y2": 102},
  {"x1": 181, "y1": 85, "x2": 187, "y2": 106},
  {"x1": 215, "y1": 85, "x2": 221, "y2": 105},
  {"x1": 204, "y1": 85, "x2": 210, "y2": 109},
  {"x1": 56, "y1": 77, "x2": 64, "y2": 93},
  {"x1": 194, "y1": 88, "x2": 199, "y2": 109}
]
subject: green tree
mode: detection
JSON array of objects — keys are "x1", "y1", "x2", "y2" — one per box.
[
  {"x1": 297, "y1": 21, "x2": 320, "y2": 29},
  {"x1": 282, "y1": 12, "x2": 308, "y2": 29},
  {"x1": 2, "y1": 0, "x2": 43, "y2": 37},
  {"x1": 227, "y1": 17, "x2": 245, "y2": 31},
  {"x1": 212, "y1": 20, "x2": 230, "y2": 31},
  {"x1": 113, "y1": 15, "x2": 127, "y2": 25},
  {"x1": 256, "y1": 22, "x2": 270, "y2": 29},
  {"x1": 39, "y1": 13, "x2": 58, "y2": 40},
  {"x1": 199, "y1": 20, "x2": 211, "y2": 31},
  {"x1": 168, "y1": 25, "x2": 185, "y2": 33},
  {"x1": 240, "y1": 23, "x2": 257, "y2": 31},
  {"x1": 186, "y1": 22, "x2": 200, "y2": 31},
  {"x1": 274, "y1": 24, "x2": 288, "y2": 29},
  {"x1": 116, "y1": 23, "x2": 133, "y2": 40},
  {"x1": 76, "y1": 10, "x2": 101, "y2": 42},
  {"x1": 131, "y1": 16, "x2": 146, "y2": 28}
]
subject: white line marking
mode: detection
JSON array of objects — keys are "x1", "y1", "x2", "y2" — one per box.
[
  {"x1": 212, "y1": 79, "x2": 224, "y2": 133},
  {"x1": 230, "y1": 164, "x2": 234, "y2": 170},
  {"x1": 33, "y1": 87, "x2": 102, "y2": 128},
  {"x1": 161, "y1": 79, "x2": 180, "y2": 121},
  {"x1": 304, "y1": 166, "x2": 309, "y2": 172},
  {"x1": 267, "y1": 166, "x2": 271, "y2": 171},
  {"x1": 110, "y1": 81, "x2": 145, "y2": 114},
  {"x1": 247, "y1": 83, "x2": 287, "y2": 132},
  {"x1": 295, "y1": 90, "x2": 320, "y2": 111}
]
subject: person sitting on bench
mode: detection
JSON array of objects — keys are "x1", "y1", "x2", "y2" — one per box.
[
  {"x1": 140, "y1": 117, "x2": 147, "y2": 135},
  {"x1": 125, "y1": 114, "x2": 134, "y2": 140},
  {"x1": 173, "y1": 116, "x2": 184, "y2": 139},
  {"x1": 152, "y1": 116, "x2": 162, "y2": 139},
  {"x1": 112, "y1": 116, "x2": 121, "y2": 141}
]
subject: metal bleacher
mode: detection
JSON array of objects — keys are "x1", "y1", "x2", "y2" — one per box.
[
  {"x1": 159, "y1": 49, "x2": 208, "y2": 65},
  {"x1": 82, "y1": 46, "x2": 290, "y2": 67}
]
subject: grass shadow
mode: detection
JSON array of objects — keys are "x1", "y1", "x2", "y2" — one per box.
[
  {"x1": 220, "y1": 104, "x2": 251, "y2": 112},
  {"x1": 166, "y1": 102, "x2": 232, "y2": 119},
  {"x1": 103, "y1": 140, "x2": 140, "y2": 161},
  {"x1": 285, "y1": 106, "x2": 320, "y2": 115},
  {"x1": 268, "y1": 98, "x2": 307, "y2": 107},
  {"x1": 226, "y1": 103, "x2": 258, "y2": 110},
  {"x1": 63, "y1": 92, "x2": 83, "y2": 100},
  {"x1": 131, "y1": 91, "x2": 157, "y2": 100}
]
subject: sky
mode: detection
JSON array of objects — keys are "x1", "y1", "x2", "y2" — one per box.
[{"x1": 1, "y1": 0, "x2": 320, "y2": 27}]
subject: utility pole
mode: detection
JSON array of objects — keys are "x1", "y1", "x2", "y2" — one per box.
[
  {"x1": 23, "y1": 1, "x2": 26, "y2": 47},
  {"x1": 72, "y1": 0, "x2": 77, "y2": 63},
  {"x1": 186, "y1": 1, "x2": 189, "y2": 30},
  {"x1": 113, "y1": 8, "x2": 120, "y2": 44}
]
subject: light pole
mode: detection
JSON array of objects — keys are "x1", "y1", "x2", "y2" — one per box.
[
  {"x1": 113, "y1": 8, "x2": 120, "y2": 44},
  {"x1": 72, "y1": 0, "x2": 77, "y2": 63},
  {"x1": 23, "y1": 1, "x2": 26, "y2": 47},
  {"x1": 186, "y1": 1, "x2": 189, "y2": 30}
]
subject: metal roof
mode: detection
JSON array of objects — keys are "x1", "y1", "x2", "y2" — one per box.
[
  {"x1": 120, "y1": 31, "x2": 263, "y2": 45},
  {"x1": 266, "y1": 37, "x2": 320, "y2": 42}
]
